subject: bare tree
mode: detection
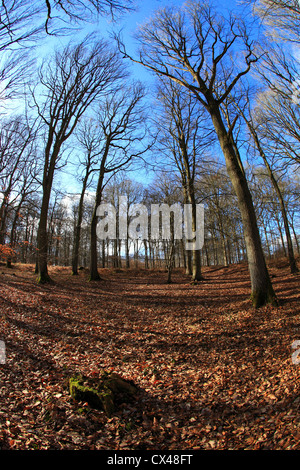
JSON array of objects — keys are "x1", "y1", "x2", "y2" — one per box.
[
  {"x1": 251, "y1": 40, "x2": 300, "y2": 164},
  {"x1": 154, "y1": 78, "x2": 213, "y2": 280},
  {"x1": 235, "y1": 88, "x2": 299, "y2": 274},
  {"x1": 0, "y1": 0, "x2": 135, "y2": 48},
  {"x1": 117, "y1": 1, "x2": 277, "y2": 307},
  {"x1": 0, "y1": 115, "x2": 39, "y2": 244},
  {"x1": 32, "y1": 35, "x2": 127, "y2": 283},
  {"x1": 88, "y1": 82, "x2": 148, "y2": 281},
  {"x1": 71, "y1": 119, "x2": 104, "y2": 276},
  {"x1": 247, "y1": 0, "x2": 300, "y2": 44},
  {"x1": 43, "y1": 0, "x2": 135, "y2": 33},
  {"x1": 0, "y1": 0, "x2": 135, "y2": 109}
]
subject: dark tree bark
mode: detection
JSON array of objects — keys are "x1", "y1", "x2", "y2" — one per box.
[
  {"x1": 209, "y1": 103, "x2": 277, "y2": 307},
  {"x1": 90, "y1": 156, "x2": 107, "y2": 281},
  {"x1": 117, "y1": 2, "x2": 277, "y2": 306},
  {"x1": 33, "y1": 36, "x2": 126, "y2": 283},
  {"x1": 72, "y1": 174, "x2": 89, "y2": 276}
]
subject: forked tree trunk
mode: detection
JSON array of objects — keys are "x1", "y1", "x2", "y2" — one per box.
[{"x1": 209, "y1": 104, "x2": 277, "y2": 308}]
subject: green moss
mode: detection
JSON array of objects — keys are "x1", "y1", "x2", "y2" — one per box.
[
  {"x1": 69, "y1": 372, "x2": 137, "y2": 417},
  {"x1": 69, "y1": 376, "x2": 113, "y2": 415}
]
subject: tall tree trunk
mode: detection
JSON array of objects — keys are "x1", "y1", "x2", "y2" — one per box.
[
  {"x1": 167, "y1": 241, "x2": 175, "y2": 283},
  {"x1": 185, "y1": 249, "x2": 192, "y2": 274},
  {"x1": 37, "y1": 190, "x2": 53, "y2": 284},
  {"x1": 209, "y1": 104, "x2": 277, "y2": 307},
  {"x1": 72, "y1": 171, "x2": 90, "y2": 275},
  {"x1": 246, "y1": 117, "x2": 298, "y2": 274},
  {"x1": 0, "y1": 193, "x2": 9, "y2": 245},
  {"x1": 268, "y1": 171, "x2": 298, "y2": 273},
  {"x1": 37, "y1": 137, "x2": 60, "y2": 283},
  {"x1": 125, "y1": 238, "x2": 130, "y2": 268},
  {"x1": 144, "y1": 239, "x2": 149, "y2": 269},
  {"x1": 291, "y1": 224, "x2": 300, "y2": 255},
  {"x1": 90, "y1": 206, "x2": 101, "y2": 280},
  {"x1": 89, "y1": 158, "x2": 106, "y2": 281}
]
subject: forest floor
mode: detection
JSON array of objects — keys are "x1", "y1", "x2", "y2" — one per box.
[{"x1": 0, "y1": 259, "x2": 299, "y2": 451}]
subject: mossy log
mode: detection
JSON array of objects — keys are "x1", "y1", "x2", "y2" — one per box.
[{"x1": 69, "y1": 371, "x2": 138, "y2": 417}]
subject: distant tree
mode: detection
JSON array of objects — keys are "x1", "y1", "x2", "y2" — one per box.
[
  {"x1": 0, "y1": 115, "x2": 39, "y2": 245},
  {"x1": 247, "y1": 0, "x2": 300, "y2": 44},
  {"x1": 105, "y1": 176, "x2": 146, "y2": 269}
]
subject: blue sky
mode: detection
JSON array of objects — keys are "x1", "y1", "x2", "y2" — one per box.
[
  {"x1": 92, "y1": 0, "x2": 248, "y2": 81},
  {"x1": 46, "y1": 0, "x2": 254, "y2": 195}
]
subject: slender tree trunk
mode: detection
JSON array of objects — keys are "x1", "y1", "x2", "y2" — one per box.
[
  {"x1": 125, "y1": 238, "x2": 130, "y2": 268},
  {"x1": 209, "y1": 104, "x2": 277, "y2": 307},
  {"x1": 37, "y1": 191, "x2": 53, "y2": 283},
  {"x1": 186, "y1": 189, "x2": 203, "y2": 280},
  {"x1": 37, "y1": 137, "x2": 60, "y2": 283},
  {"x1": 72, "y1": 223, "x2": 82, "y2": 274},
  {"x1": 247, "y1": 118, "x2": 298, "y2": 273},
  {"x1": 90, "y1": 206, "x2": 101, "y2": 280},
  {"x1": 167, "y1": 242, "x2": 175, "y2": 283},
  {"x1": 144, "y1": 239, "x2": 149, "y2": 269},
  {"x1": 291, "y1": 224, "x2": 300, "y2": 255},
  {"x1": 72, "y1": 172, "x2": 90, "y2": 275},
  {"x1": 185, "y1": 245, "x2": 192, "y2": 274},
  {"x1": 89, "y1": 158, "x2": 106, "y2": 281},
  {"x1": 269, "y1": 175, "x2": 298, "y2": 272},
  {"x1": 0, "y1": 194, "x2": 9, "y2": 245},
  {"x1": 101, "y1": 239, "x2": 106, "y2": 268},
  {"x1": 118, "y1": 239, "x2": 122, "y2": 268}
]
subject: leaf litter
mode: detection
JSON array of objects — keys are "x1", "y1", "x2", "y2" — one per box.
[{"x1": 0, "y1": 260, "x2": 299, "y2": 450}]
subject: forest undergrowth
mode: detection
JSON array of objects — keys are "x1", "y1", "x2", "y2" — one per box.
[{"x1": 0, "y1": 259, "x2": 299, "y2": 450}]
